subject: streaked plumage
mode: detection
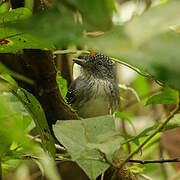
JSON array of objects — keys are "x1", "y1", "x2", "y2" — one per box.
[{"x1": 66, "y1": 52, "x2": 119, "y2": 118}]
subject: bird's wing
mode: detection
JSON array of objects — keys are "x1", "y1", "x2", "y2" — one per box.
[
  {"x1": 66, "y1": 77, "x2": 87, "y2": 108},
  {"x1": 66, "y1": 79, "x2": 78, "y2": 105}
]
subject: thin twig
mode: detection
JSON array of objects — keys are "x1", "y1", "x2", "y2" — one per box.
[
  {"x1": 129, "y1": 158, "x2": 180, "y2": 164},
  {"x1": 53, "y1": 50, "x2": 89, "y2": 55},
  {"x1": 117, "y1": 106, "x2": 179, "y2": 170},
  {"x1": 21, "y1": 154, "x2": 180, "y2": 166},
  {"x1": 112, "y1": 57, "x2": 164, "y2": 86},
  {"x1": 27, "y1": 135, "x2": 66, "y2": 151},
  {"x1": 22, "y1": 154, "x2": 71, "y2": 162},
  {"x1": 111, "y1": 57, "x2": 150, "y2": 78},
  {"x1": 138, "y1": 173, "x2": 154, "y2": 180}
]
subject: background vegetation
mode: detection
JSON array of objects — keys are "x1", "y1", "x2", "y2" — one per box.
[{"x1": 0, "y1": 0, "x2": 180, "y2": 179}]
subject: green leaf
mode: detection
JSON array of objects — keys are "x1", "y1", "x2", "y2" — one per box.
[
  {"x1": 53, "y1": 115, "x2": 123, "y2": 179},
  {"x1": 6, "y1": 0, "x2": 115, "y2": 48},
  {"x1": 0, "y1": 63, "x2": 33, "y2": 84},
  {"x1": 0, "y1": 33, "x2": 54, "y2": 53},
  {"x1": 76, "y1": 149, "x2": 109, "y2": 180},
  {"x1": 15, "y1": 88, "x2": 56, "y2": 158},
  {"x1": 124, "y1": 123, "x2": 160, "y2": 146},
  {"x1": 8, "y1": 9, "x2": 83, "y2": 48},
  {"x1": 0, "y1": 8, "x2": 54, "y2": 53},
  {"x1": 146, "y1": 87, "x2": 179, "y2": 105},
  {"x1": 0, "y1": 78, "x2": 55, "y2": 157},
  {"x1": 0, "y1": 94, "x2": 34, "y2": 157},
  {"x1": 0, "y1": 7, "x2": 32, "y2": 24},
  {"x1": 56, "y1": 72, "x2": 68, "y2": 101},
  {"x1": 0, "y1": 2, "x2": 9, "y2": 14},
  {"x1": 133, "y1": 75, "x2": 150, "y2": 97},
  {"x1": 37, "y1": 149, "x2": 62, "y2": 180}
]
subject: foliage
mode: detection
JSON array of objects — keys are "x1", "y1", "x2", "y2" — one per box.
[
  {"x1": 146, "y1": 87, "x2": 179, "y2": 105},
  {"x1": 0, "y1": 0, "x2": 180, "y2": 179},
  {"x1": 54, "y1": 115, "x2": 122, "y2": 179},
  {"x1": 0, "y1": 8, "x2": 53, "y2": 53}
]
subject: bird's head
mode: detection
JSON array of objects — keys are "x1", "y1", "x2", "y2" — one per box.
[{"x1": 73, "y1": 51, "x2": 115, "y2": 79}]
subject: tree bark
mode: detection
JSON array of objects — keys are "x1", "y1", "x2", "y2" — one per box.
[{"x1": 0, "y1": 50, "x2": 77, "y2": 129}]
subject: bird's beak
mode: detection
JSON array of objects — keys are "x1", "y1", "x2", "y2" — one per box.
[{"x1": 73, "y1": 58, "x2": 87, "y2": 67}]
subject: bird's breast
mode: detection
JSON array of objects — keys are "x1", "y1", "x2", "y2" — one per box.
[{"x1": 78, "y1": 78, "x2": 112, "y2": 118}]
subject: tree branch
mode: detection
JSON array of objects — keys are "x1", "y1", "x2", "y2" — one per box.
[
  {"x1": 0, "y1": 50, "x2": 77, "y2": 129},
  {"x1": 117, "y1": 106, "x2": 179, "y2": 170}
]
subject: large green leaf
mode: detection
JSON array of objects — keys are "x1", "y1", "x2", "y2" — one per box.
[
  {"x1": 53, "y1": 115, "x2": 123, "y2": 179},
  {"x1": 7, "y1": 9, "x2": 83, "y2": 48},
  {"x1": 16, "y1": 88, "x2": 56, "y2": 158}
]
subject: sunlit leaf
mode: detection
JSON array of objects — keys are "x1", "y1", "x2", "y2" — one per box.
[{"x1": 133, "y1": 75, "x2": 150, "y2": 97}]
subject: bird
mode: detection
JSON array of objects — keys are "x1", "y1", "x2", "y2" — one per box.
[{"x1": 66, "y1": 51, "x2": 120, "y2": 118}]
